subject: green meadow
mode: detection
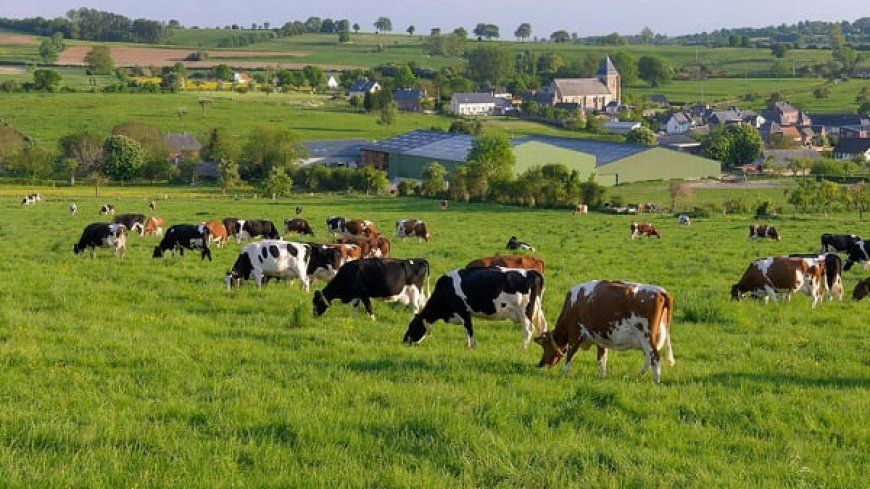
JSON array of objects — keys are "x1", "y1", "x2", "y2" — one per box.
[{"x1": 0, "y1": 184, "x2": 866, "y2": 487}]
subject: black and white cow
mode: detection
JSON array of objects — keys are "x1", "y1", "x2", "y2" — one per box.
[
  {"x1": 305, "y1": 243, "x2": 343, "y2": 287},
  {"x1": 21, "y1": 193, "x2": 42, "y2": 205},
  {"x1": 153, "y1": 224, "x2": 212, "y2": 261},
  {"x1": 68, "y1": 203, "x2": 77, "y2": 216},
  {"x1": 403, "y1": 267, "x2": 547, "y2": 349},
  {"x1": 113, "y1": 213, "x2": 147, "y2": 236},
  {"x1": 313, "y1": 258, "x2": 429, "y2": 319},
  {"x1": 844, "y1": 240, "x2": 870, "y2": 272},
  {"x1": 99, "y1": 204, "x2": 115, "y2": 215},
  {"x1": 506, "y1": 236, "x2": 535, "y2": 252},
  {"x1": 73, "y1": 222, "x2": 127, "y2": 258},
  {"x1": 326, "y1": 216, "x2": 347, "y2": 236},
  {"x1": 820, "y1": 233, "x2": 861, "y2": 254},
  {"x1": 226, "y1": 240, "x2": 311, "y2": 290},
  {"x1": 789, "y1": 253, "x2": 844, "y2": 301},
  {"x1": 223, "y1": 218, "x2": 281, "y2": 243}
]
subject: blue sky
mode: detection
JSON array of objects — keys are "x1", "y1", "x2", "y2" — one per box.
[{"x1": 1, "y1": 1, "x2": 866, "y2": 36}]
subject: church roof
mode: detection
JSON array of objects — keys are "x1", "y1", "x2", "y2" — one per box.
[
  {"x1": 597, "y1": 55, "x2": 619, "y2": 76},
  {"x1": 552, "y1": 78, "x2": 611, "y2": 97}
]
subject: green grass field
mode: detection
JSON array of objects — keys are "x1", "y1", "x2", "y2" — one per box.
[{"x1": 0, "y1": 184, "x2": 866, "y2": 487}]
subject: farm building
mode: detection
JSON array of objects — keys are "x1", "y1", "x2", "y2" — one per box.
[{"x1": 358, "y1": 130, "x2": 721, "y2": 185}]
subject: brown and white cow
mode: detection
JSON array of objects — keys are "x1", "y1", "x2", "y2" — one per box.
[
  {"x1": 325, "y1": 243, "x2": 363, "y2": 265},
  {"x1": 395, "y1": 219, "x2": 431, "y2": 242},
  {"x1": 749, "y1": 224, "x2": 780, "y2": 241},
  {"x1": 466, "y1": 255, "x2": 545, "y2": 274},
  {"x1": 346, "y1": 219, "x2": 379, "y2": 238},
  {"x1": 143, "y1": 216, "x2": 164, "y2": 237},
  {"x1": 335, "y1": 236, "x2": 390, "y2": 258},
  {"x1": 202, "y1": 220, "x2": 229, "y2": 248},
  {"x1": 852, "y1": 278, "x2": 870, "y2": 301},
  {"x1": 630, "y1": 223, "x2": 660, "y2": 239},
  {"x1": 571, "y1": 204, "x2": 588, "y2": 216},
  {"x1": 533, "y1": 280, "x2": 674, "y2": 384},
  {"x1": 731, "y1": 256, "x2": 825, "y2": 308}
]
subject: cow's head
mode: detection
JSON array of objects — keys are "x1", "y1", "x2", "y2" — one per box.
[
  {"x1": 73, "y1": 243, "x2": 82, "y2": 255},
  {"x1": 403, "y1": 314, "x2": 430, "y2": 345},
  {"x1": 225, "y1": 272, "x2": 241, "y2": 290},
  {"x1": 533, "y1": 332, "x2": 565, "y2": 368},
  {"x1": 853, "y1": 279, "x2": 870, "y2": 301},
  {"x1": 730, "y1": 284, "x2": 743, "y2": 301},
  {"x1": 313, "y1": 290, "x2": 330, "y2": 317},
  {"x1": 769, "y1": 227, "x2": 781, "y2": 241},
  {"x1": 152, "y1": 246, "x2": 164, "y2": 258}
]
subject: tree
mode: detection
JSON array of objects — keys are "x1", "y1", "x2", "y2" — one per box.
[
  {"x1": 610, "y1": 51, "x2": 638, "y2": 85},
  {"x1": 536, "y1": 53, "x2": 564, "y2": 73},
  {"x1": 637, "y1": 55, "x2": 671, "y2": 87},
  {"x1": 84, "y1": 45, "x2": 114, "y2": 75},
  {"x1": 771, "y1": 43, "x2": 789, "y2": 58},
  {"x1": 262, "y1": 167, "x2": 293, "y2": 199},
  {"x1": 702, "y1": 124, "x2": 762, "y2": 167},
  {"x1": 421, "y1": 162, "x2": 447, "y2": 197},
  {"x1": 625, "y1": 126, "x2": 657, "y2": 146},
  {"x1": 239, "y1": 126, "x2": 307, "y2": 181},
  {"x1": 57, "y1": 131, "x2": 102, "y2": 185},
  {"x1": 111, "y1": 121, "x2": 168, "y2": 165},
  {"x1": 51, "y1": 32, "x2": 65, "y2": 51},
  {"x1": 467, "y1": 134, "x2": 515, "y2": 184},
  {"x1": 374, "y1": 17, "x2": 392, "y2": 34},
  {"x1": 353, "y1": 23, "x2": 360, "y2": 33},
  {"x1": 32, "y1": 69, "x2": 61, "y2": 92},
  {"x1": 202, "y1": 127, "x2": 237, "y2": 163},
  {"x1": 514, "y1": 23, "x2": 532, "y2": 42},
  {"x1": 453, "y1": 27, "x2": 468, "y2": 38},
  {"x1": 550, "y1": 30, "x2": 571, "y2": 43},
  {"x1": 304, "y1": 17, "x2": 322, "y2": 33},
  {"x1": 640, "y1": 26, "x2": 654, "y2": 44},
  {"x1": 198, "y1": 97, "x2": 213, "y2": 117},
  {"x1": 38, "y1": 40, "x2": 58, "y2": 64},
  {"x1": 378, "y1": 101, "x2": 398, "y2": 125},
  {"x1": 360, "y1": 166, "x2": 388, "y2": 194},
  {"x1": 213, "y1": 64, "x2": 232, "y2": 81},
  {"x1": 101, "y1": 135, "x2": 143, "y2": 182},
  {"x1": 406, "y1": 25, "x2": 415, "y2": 36},
  {"x1": 338, "y1": 30, "x2": 350, "y2": 43},
  {"x1": 302, "y1": 65, "x2": 325, "y2": 87},
  {"x1": 465, "y1": 44, "x2": 512, "y2": 88},
  {"x1": 473, "y1": 23, "x2": 499, "y2": 40},
  {"x1": 9, "y1": 144, "x2": 54, "y2": 182},
  {"x1": 813, "y1": 85, "x2": 832, "y2": 99},
  {"x1": 668, "y1": 182, "x2": 692, "y2": 211}
]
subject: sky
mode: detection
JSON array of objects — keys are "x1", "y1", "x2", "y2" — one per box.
[{"x1": 1, "y1": 1, "x2": 866, "y2": 37}]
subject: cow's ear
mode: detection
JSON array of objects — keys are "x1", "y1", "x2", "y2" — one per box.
[{"x1": 533, "y1": 334, "x2": 546, "y2": 345}]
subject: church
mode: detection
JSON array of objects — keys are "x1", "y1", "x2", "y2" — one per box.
[{"x1": 541, "y1": 56, "x2": 621, "y2": 112}]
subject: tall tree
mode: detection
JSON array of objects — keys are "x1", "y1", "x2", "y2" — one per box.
[
  {"x1": 239, "y1": 126, "x2": 307, "y2": 180},
  {"x1": 464, "y1": 45, "x2": 512, "y2": 88},
  {"x1": 32, "y1": 69, "x2": 61, "y2": 91},
  {"x1": 406, "y1": 25, "x2": 415, "y2": 36},
  {"x1": 514, "y1": 23, "x2": 532, "y2": 42},
  {"x1": 202, "y1": 127, "x2": 237, "y2": 163},
  {"x1": 374, "y1": 17, "x2": 392, "y2": 34},
  {"x1": 353, "y1": 23, "x2": 360, "y2": 33},
  {"x1": 38, "y1": 39, "x2": 58, "y2": 63},
  {"x1": 637, "y1": 55, "x2": 671, "y2": 87},
  {"x1": 473, "y1": 23, "x2": 499, "y2": 40},
  {"x1": 57, "y1": 131, "x2": 102, "y2": 185},
  {"x1": 84, "y1": 45, "x2": 114, "y2": 75},
  {"x1": 550, "y1": 30, "x2": 571, "y2": 43},
  {"x1": 421, "y1": 162, "x2": 447, "y2": 197},
  {"x1": 625, "y1": 127, "x2": 657, "y2": 146},
  {"x1": 610, "y1": 51, "x2": 638, "y2": 85},
  {"x1": 101, "y1": 135, "x2": 143, "y2": 181},
  {"x1": 640, "y1": 26, "x2": 654, "y2": 44},
  {"x1": 466, "y1": 134, "x2": 515, "y2": 183},
  {"x1": 702, "y1": 124, "x2": 762, "y2": 167}
]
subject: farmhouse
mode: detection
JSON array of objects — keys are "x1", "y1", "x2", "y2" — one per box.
[
  {"x1": 832, "y1": 138, "x2": 870, "y2": 161},
  {"x1": 541, "y1": 56, "x2": 621, "y2": 111},
  {"x1": 449, "y1": 93, "x2": 496, "y2": 116},
  {"x1": 393, "y1": 89, "x2": 425, "y2": 112},
  {"x1": 164, "y1": 133, "x2": 202, "y2": 163},
  {"x1": 348, "y1": 78, "x2": 380, "y2": 98},
  {"x1": 358, "y1": 130, "x2": 720, "y2": 185}
]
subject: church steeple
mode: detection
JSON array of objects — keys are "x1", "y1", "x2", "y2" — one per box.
[{"x1": 597, "y1": 55, "x2": 621, "y2": 104}]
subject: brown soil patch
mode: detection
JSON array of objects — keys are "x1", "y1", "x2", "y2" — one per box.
[
  {"x1": 0, "y1": 33, "x2": 36, "y2": 45},
  {"x1": 0, "y1": 65, "x2": 26, "y2": 74},
  {"x1": 56, "y1": 46, "x2": 325, "y2": 68}
]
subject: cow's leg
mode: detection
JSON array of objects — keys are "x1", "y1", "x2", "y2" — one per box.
[
  {"x1": 520, "y1": 316, "x2": 534, "y2": 350},
  {"x1": 460, "y1": 312, "x2": 476, "y2": 349},
  {"x1": 597, "y1": 346, "x2": 609, "y2": 378},
  {"x1": 561, "y1": 338, "x2": 583, "y2": 375},
  {"x1": 763, "y1": 285, "x2": 777, "y2": 303},
  {"x1": 253, "y1": 270, "x2": 264, "y2": 288},
  {"x1": 664, "y1": 327, "x2": 675, "y2": 367},
  {"x1": 89, "y1": 247, "x2": 96, "y2": 259},
  {"x1": 361, "y1": 297, "x2": 375, "y2": 320}
]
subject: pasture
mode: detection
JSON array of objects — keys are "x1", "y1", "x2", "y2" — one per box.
[{"x1": 0, "y1": 185, "x2": 866, "y2": 487}]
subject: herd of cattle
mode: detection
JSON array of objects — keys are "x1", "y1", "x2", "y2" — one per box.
[{"x1": 17, "y1": 193, "x2": 868, "y2": 384}]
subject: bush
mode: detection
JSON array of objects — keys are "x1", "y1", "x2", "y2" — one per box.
[
  {"x1": 723, "y1": 196, "x2": 750, "y2": 214},
  {"x1": 754, "y1": 200, "x2": 777, "y2": 218},
  {"x1": 397, "y1": 179, "x2": 416, "y2": 196}
]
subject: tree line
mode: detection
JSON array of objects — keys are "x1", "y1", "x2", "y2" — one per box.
[{"x1": 0, "y1": 8, "x2": 167, "y2": 44}]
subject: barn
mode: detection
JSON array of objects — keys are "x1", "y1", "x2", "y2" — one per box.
[{"x1": 358, "y1": 130, "x2": 721, "y2": 185}]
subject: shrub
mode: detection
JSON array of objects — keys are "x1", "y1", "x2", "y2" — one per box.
[{"x1": 723, "y1": 196, "x2": 749, "y2": 214}]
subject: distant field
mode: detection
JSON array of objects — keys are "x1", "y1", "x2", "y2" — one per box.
[{"x1": 0, "y1": 186, "x2": 866, "y2": 487}]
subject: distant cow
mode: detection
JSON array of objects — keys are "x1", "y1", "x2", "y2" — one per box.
[
  {"x1": 844, "y1": 240, "x2": 870, "y2": 272},
  {"x1": 326, "y1": 216, "x2": 347, "y2": 236},
  {"x1": 223, "y1": 218, "x2": 281, "y2": 243},
  {"x1": 148, "y1": 200, "x2": 157, "y2": 212},
  {"x1": 852, "y1": 278, "x2": 870, "y2": 301},
  {"x1": 284, "y1": 218, "x2": 314, "y2": 236},
  {"x1": 143, "y1": 216, "x2": 164, "y2": 237},
  {"x1": 466, "y1": 255, "x2": 545, "y2": 274},
  {"x1": 69, "y1": 203, "x2": 77, "y2": 216},
  {"x1": 335, "y1": 236, "x2": 391, "y2": 258},
  {"x1": 789, "y1": 253, "x2": 844, "y2": 301},
  {"x1": 153, "y1": 224, "x2": 212, "y2": 261},
  {"x1": 533, "y1": 280, "x2": 674, "y2": 384},
  {"x1": 113, "y1": 214, "x2": 147, "y2": 236},
  {"x1": 202, "y1": 220, "x2": 229, "y2": 248},
  {"x1": 571, "y1": 204, "x2": 588, "y2": 216},
  {"x1": 749, "y1": 224, "x2": 780, "y2": 241},
  {"x1": 325, "y1": 242, "x2": 363, "y2": 266},
  {"x1": 313, "y1": 258, "x2": 429, "y2": 319},
  {"x1": 21, "y1": 193, "x2": 42, "y2": 205},
  {"x1": 403, "y1": 267, "x2": 546, "y2": 349},
  {"x1": 506, "y1": 236, "x2": 535, "y2": 252},
  {"x1": 327, "y1": 216, "x2": 378, "y2": 238},
  {"x1": 226, "y1": 240, "x2": 311, "y2": 290},
  {"x1": 731, "y1": 256, "x2": 825, "y2": 308},
  {"x1": 439, "y1": 200, "x2": 448, "y2": 210},
  {"x1": 99, "y1": 204, "x2": 115, "y2": 216},
  {"x1": 295, "y1": 206, "x2": 303, "y2": 216},
  {"x1": 820, "y1": 233, "x2": 860, "y2": 254},
  {"x1": 631, "y1": 223, "x2": 660, "y2": 239},
  {"x1": 678, "y1": 214, "x2": 691, "y2": 226},
  {"x1": 396, "y1": 219, "x2": 431, "y2": 242},
  {"x1": 73, "y1": 222, "x2": 127, "y2": 258}
]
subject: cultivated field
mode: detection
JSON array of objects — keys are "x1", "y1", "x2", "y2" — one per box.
[{"x1": 0, "y1": 185, "x2": 866, "y2": 487}]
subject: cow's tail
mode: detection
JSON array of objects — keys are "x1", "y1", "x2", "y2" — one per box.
[
  {"x1": 655, "y1": 291, "x2": 675, "y2": 366},
  {"x1": 424, "y1": 260, "x2": 431, "y2": 300},
  {"x1": 527, "y1": 272, "x2": 547, "y2": 334}
]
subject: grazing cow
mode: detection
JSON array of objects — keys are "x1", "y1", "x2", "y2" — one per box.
[
  {"x1": 143, "y1": 216, "x2": 164, "y2": 237},
  {"x1": 439, "y1": 200, "x2": 448, "y2": 210},
  {"x1": 533, "y1": 280, "x2": 674, "y2": 384},
  {"x1": 305, "y1": 243, "x2": 344, "y2": 286},
  {"x1": 148, "y1": 200, "x2": 157, "y2": 212},
  {"x1": 152, "y1": 224, "x2": 212, "y2": 261},
  {"x1": 73, "y1": 222, "x2": 128, "y2": 258},
  {"x1": 335, "y1": 237, "x2": 391, "y2": 258},
  {"x1": 326, "y1": 216, "x2": 347, "y2": 236},
  {"x1": 225, "y1": 240, "x2": 311, "y2": 290},
  {"x1": 295, "y1": 206, "x2": 303, "y2": 216},
  {"x1": 69, "y1": 203, "x2": 77, "y2": 216},
  {"x1": 224, "y1": 218, "x2": 281, "y2": 242},
  {"x1": 820, "y1": 233, "x2": 861, "y2": 254},
  {"x1": 789, "y1": 253, "x2": 844, "y2": 301},
  {"x1": 345, "y1": 219, "x2": 379, "y2": 238},
  {"x1": 313, "y1": 258, "x2": 429, "y2": 319},
  {"x1": 506, "y1": 236, "x2": 535, "y2": 252},
  {"x1": 395, "y1": 219, "x2": 431, "y2": 243},
  {"x1": 571, "y1": 204, "x2": 588, "y2": 216},
  {"x1": 113, "y1": 214, "x2": 147, "y2": 236},
  {"x1": 21, "y1": 193, "x2": 42, "y2": 205},
  {"x1": 852, "y1": 278, "x2": 870, "y2": 301},
  {"x1": 403, "y1": 267, "x2": 546, "y2": 349},
  {"x1": 284, "y1": 218, "x2": 314, "y2": 236},
  {"x1": 466, "y1": 255, "x2": 545, "y2": 274},
  {"x1": 202, "y1": 220, "x2": 229, "y2": 248},
  {"x1": 678, "y1": 214, "x2": 691, "y2": 226},
  {"x1": 99, "y1": 204, "x2": 115, "y2": 216},
  {"x1": 844, "y1": 240, "x2": 870, "y2": 272},
  {"x1": 325, "y1": 243, "x2": 363, "y2": 265},
  {"x1": 731, "y1": 256, "x2": 825, "y2": 308},
  {"x1": 749, "y1": 224, "x2": 780, "y2": 241},
  {"x1": 630, "y1": 223, "x2": 660, "y2": 239}
]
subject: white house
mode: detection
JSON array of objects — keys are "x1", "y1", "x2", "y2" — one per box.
[
  {"x1": 449, "y1": 93, "x2": 496, "y2": 116},
  {"x1": 348, "y1": 78, "x2": 380, "y2": 98},
  {"x1": 665, "y1": 112, "x2": 694, "y2": 135},
  {"x1": 232, "y1": 72, "x2": 251, "y2": 84},
  {"x1": 326, "y1": 76, "x2": 339, "y2": 90},
  {"x1": 604, "y1": 120, "x2": 641, "y2": 135}
]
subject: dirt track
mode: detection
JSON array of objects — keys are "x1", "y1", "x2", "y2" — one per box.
[{"x1": 0, "y1": 33, "x2": 36, "y2": 45}]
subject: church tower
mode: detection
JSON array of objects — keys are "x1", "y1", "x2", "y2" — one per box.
[{"x1": 597, "y1": 55, "x2": 621, "y2": 104}]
